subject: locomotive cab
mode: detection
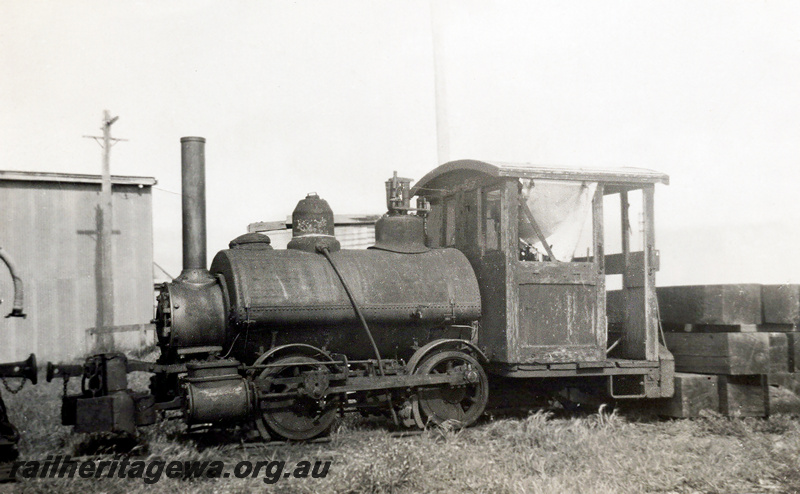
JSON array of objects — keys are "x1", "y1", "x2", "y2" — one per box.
[{"x1": 412, "y1": 160, "x2": 674, "y2": 399}]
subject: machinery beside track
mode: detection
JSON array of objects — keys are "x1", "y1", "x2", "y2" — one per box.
[{"x1": 0, "y1": 247, "x2": 37, "y2": 481}]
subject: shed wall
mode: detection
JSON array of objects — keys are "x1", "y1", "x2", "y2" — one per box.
[{"x1": 0, "y1": 180, "x2": 153, "y2": 362}]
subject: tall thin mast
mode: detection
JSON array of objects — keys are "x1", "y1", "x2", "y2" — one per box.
[{"x1": 83, "y1": 110, "x2": 126, "y2": 350}]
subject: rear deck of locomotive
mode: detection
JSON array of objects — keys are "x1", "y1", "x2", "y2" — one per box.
[{"x1": 411, "y1": 160, "x2": 674, "y2": 403}]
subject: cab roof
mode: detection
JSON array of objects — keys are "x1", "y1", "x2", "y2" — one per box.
[{"x1": 411, "y1": 159, "x2": 669, "y2": 198}]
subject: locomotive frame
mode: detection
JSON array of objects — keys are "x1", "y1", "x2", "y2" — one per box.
[{"x1": 48, "y1": 137, "x2": 674, "y2": 441}]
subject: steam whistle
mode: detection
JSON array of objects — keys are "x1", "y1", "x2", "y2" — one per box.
[{"x1": 385, "y1": 171, "x2": 429, "y2": 216}]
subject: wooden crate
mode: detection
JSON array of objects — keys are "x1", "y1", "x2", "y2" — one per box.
[
  {"x1": 718, "y1": 375, "x2": 769, "y2": 417},
  {"x1": 657, "y1": 285, "x2": 762, "y2": 325},
  {"x1": 663, "y1": 332, "x2": 770, "y2": 375},
  {"x1": 762, "y1": 284, "x2": 800, "y2": 325},
  {"x1": 658, "y1": 373, "x2": 719, "y2": 418},
  {"x1": 768, "y1": 335, "x2": 800, "y2": 373}
]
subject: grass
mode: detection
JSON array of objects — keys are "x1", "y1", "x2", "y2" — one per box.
[{"x1": 3, "y1": 365, "x2": 800, "y2": 493}]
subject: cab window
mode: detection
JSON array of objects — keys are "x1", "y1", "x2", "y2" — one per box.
[
  {"x1": 482, "y1": 187, "x2": 502, "y2": 252},
  {"x1": 518, "y1": 179, "x2": 597, "y2": 262}
]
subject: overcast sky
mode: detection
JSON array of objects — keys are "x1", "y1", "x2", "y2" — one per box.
[{"x1": 2, "y1": 1, "x2": 799, "y2": 285}]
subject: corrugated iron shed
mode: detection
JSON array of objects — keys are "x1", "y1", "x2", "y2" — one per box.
[{"x1": 0, "y1": 170, "x2": 156, "y2": 362}]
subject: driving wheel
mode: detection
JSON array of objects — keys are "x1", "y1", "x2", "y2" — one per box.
[
  {"x1": 412, "y1": 350, "x2": 488, "y2": 429},
  {"x1": 255, "y1": 355, "x2": 337, "y2": 441}
]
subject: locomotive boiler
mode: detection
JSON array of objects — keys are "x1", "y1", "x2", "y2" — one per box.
[
  {"x1": 49, "y1": 137, "x2": 490, "y2": 440},
  {"x1": 49, "y1": 136, "x2": 676, "y2": 441}
]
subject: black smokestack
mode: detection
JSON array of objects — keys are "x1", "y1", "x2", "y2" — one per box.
[{"x1": 176, "y1": 136, "x2": 214, "y2": 284}]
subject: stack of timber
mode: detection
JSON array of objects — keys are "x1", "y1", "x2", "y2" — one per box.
[
  {"x1": 761, "y1": 284, "x2": 800, "y2": 392},
  {"x1": 661, "y1": 332, "x2": 771, "y2": 418},
  {"x1": 610, "y1": 284, "x2": 800, "y2": 417}
]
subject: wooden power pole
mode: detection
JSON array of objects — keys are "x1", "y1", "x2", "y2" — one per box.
[{"x1": 83, "y1": 110, "x2": 126, "y2": 351}]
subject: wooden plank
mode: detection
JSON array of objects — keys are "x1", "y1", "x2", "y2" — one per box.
[
  {"x1": 768, "y1": 332, "x2": 790, "y2": 374},
  {"x1": 504, "y1": 180, "x2": 522, "y2": 364},
  {"x1": 661, "y1": 323, "x2": 758, "y2": 333},
  {"x1": 593, "y1": 185, "x2": 607, "y2": 359},
  {"x1": 756, "y1": 323, "x2": 798, "y2": 332},
  {"x1": 475, "y1": 253, "x2": 509, "y2": 362},
  {"x1": 606, "y1": 289, "x2": 624, "y2": 325},
  {"x1": 657, "y1": 284, "x2": 762, "y2": 325},
  {"x1": 789, "y1": 333, "x2": 800, "y2": 373},
  {"x1": 718, "y1": 375, "x2": 769, "y2": 417},
  {"x1": 657, "y1": 373, "x2": 719, "y2": 418},
  {"x1": 641, "y1": 186, "x2": 658, "y2": 362},
  {"x1": 762, "y1": 284, "x2": 800, "y2": 325},
  {"x1": 661, "y1": 323, "x2": 796, "y2": 333},
  {"x1": 605, "y1": 251, "x2": 654, "y2": 276},
  {"x1": 663, "y1": 332, "x2": 770, "y2": 375},
  {"x1": 624, "y1": 285, "x2": 647, "y2": 359}
]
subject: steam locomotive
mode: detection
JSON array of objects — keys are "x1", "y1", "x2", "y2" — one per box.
[{"x1": 48, "y1": 137, "x2": 675, "y2": 441}]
